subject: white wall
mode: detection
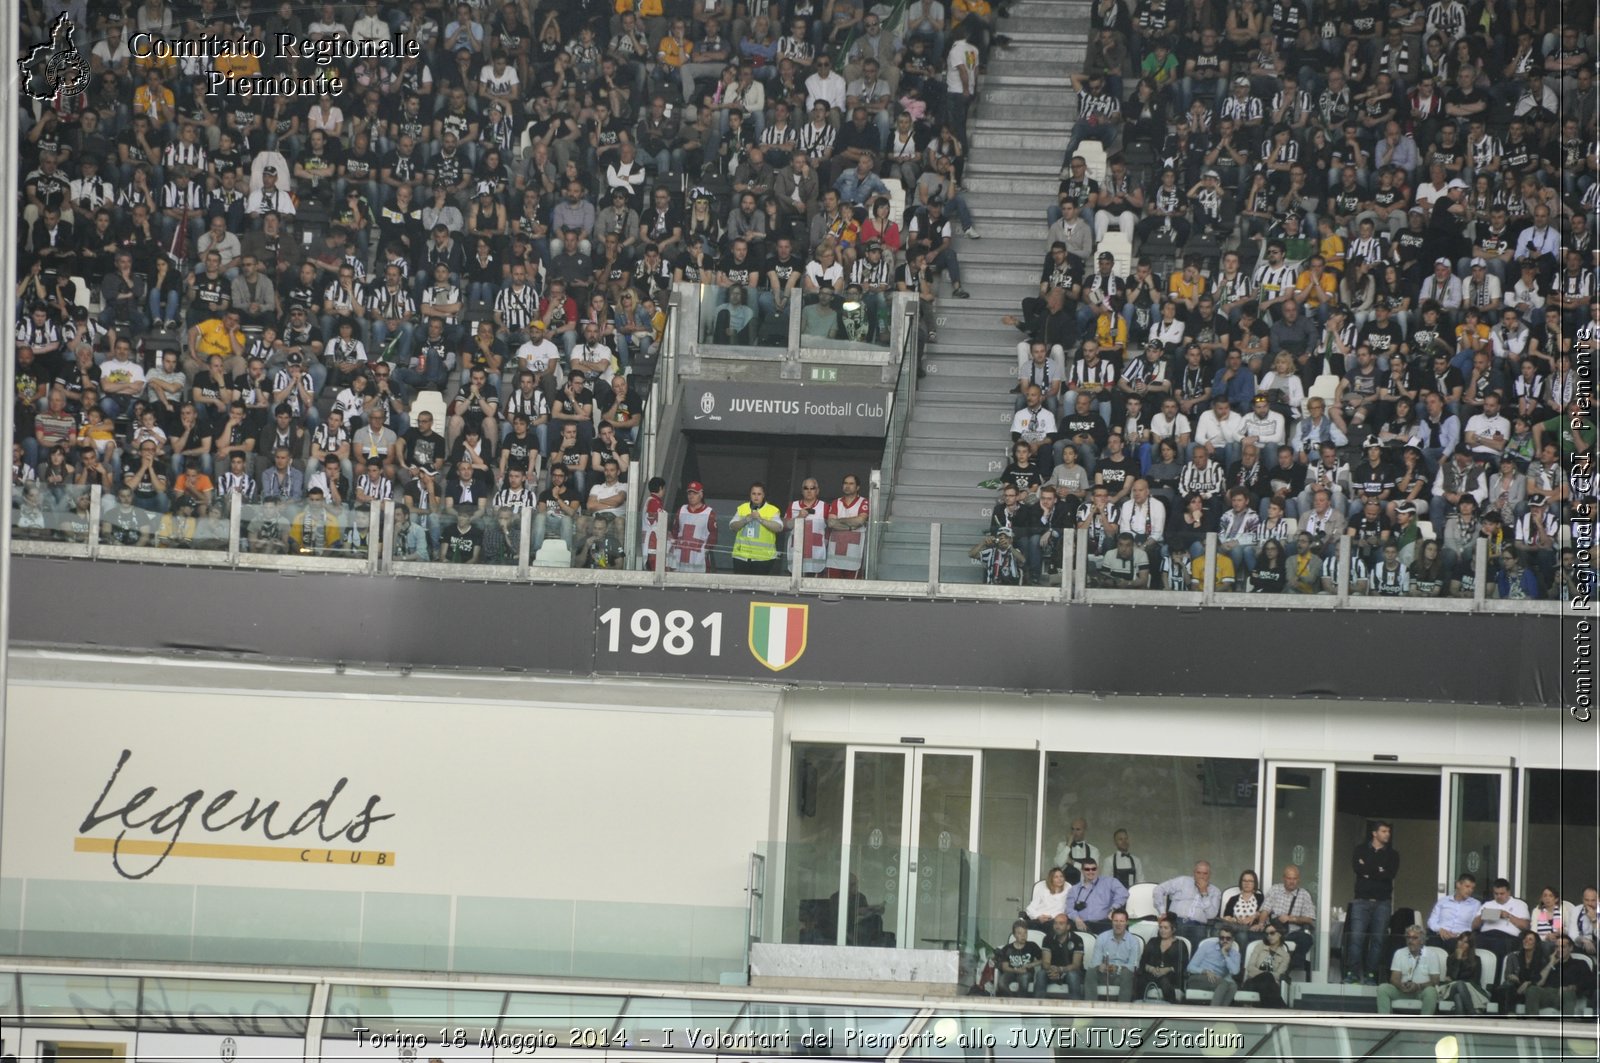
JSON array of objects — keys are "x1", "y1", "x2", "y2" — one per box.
[{"x1": 778, "y1": 688, "x2": 1581, "y2": 770}]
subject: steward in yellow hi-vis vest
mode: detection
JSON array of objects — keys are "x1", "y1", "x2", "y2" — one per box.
[{"x1": 730, "y1": 482, "x2": 783, "y2": 573}]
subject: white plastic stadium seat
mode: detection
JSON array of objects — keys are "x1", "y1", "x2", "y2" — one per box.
[
  {"x1": 1099, "y1": 231, "x2": 1133, "y2": 278},
  {"x1": 1077, "y1": 140, "x2": 1107, "y2": 184},
  {"x1": 883, "y1": 177, "x2": 906, "y2": 228},
  {"x1": 531, "y1": 539, "x2": 572, "y2": 568},
  {"x1": 249, "y1": 150, "x2": 292, "y2": 193},
  {"x1": 1416, "y1": 520, "x2": 1436, "y2": 541},
  {"x1": 411, "y1": 390, "x2": 448, "y2": 426},
  {"x1": 1125, "y1": 881, "x2": 1157, "y2": 921},
  {"x1": 1307, "y1": 374, "x2": 1341, "y2": 407}
]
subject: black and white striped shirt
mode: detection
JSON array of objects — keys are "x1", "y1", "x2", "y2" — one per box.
[
  {"x1": 850, "y1": 257, "x2": 892, "y2": 289},
  {"x1": 161, "y1": 179, "x2": 204, "y2": 211},
  {"x1": 1079, "y1": 91, "x2": 1120, "y2": 122},
  {"x1": 1179, "y1": 460, "x2": 1224, "y2": 498},
  {"x1": 162, "y1": 139, "x2": 207, "y2": 172},
  {"x1": 365, "y1": 284, "x2": 416, "y2": 320},
  {"x1": 1221, "y1": 94, "x2": 1263, "y2": 126},
  {"x1": 799, "y1": 121, "x2": 836, "y2": 160},
  {"x1": 324, "y1": 281, "x2": 366, "y2": 315},
  {"x1": 495, "y1": 284, "x2": 539, "y2": 329},
  {"x1": 492, "y1": 485, "x2": 535, "y2": 511}
]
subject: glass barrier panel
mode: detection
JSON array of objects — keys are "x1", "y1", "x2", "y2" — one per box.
[
  {"x1": 499, "y1": 992, "x2": 625, "y2": 1040},
  {"x1": 19, "y1": 972, "x2": 142, "y2": 1029},
  {"x1": 239, "y1": 498, "x2": 365, "y2": 559},
  {"x1": 13, "y1": 482, "x2": 95, "y2": 543},
  {"x1": 941, "y1": 520, "x2": 1015, "y2": 586},
  {"x1": 697, "y1": 281, "x2": 780, "y2": 348},
  {"x1": 324, "y1": 985, "x2": 505, "y2": 1039},
  {"x1": 797, "y1": 286, "x2": 892, "y2": 352},
  {"x1": 137, "y1": 977, "x2": 314, "y2": 1036}
]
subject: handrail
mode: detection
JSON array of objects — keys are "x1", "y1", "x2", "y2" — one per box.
[{"x1": 866, "y1": 301, "x2": 919, "y2": 579}]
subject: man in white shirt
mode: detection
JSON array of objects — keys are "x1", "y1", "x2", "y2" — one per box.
[
  {"x1": 1513, "y1": 205, "x2": 1560, "y2": 264},
  {"x1": 1193, "y1": 395, "x2": 1245, "y2": 467},
  {"x1": 511, "y1": 321, "x2": 561, "y2": 393},
  {"x1": 804, "y1": 55, "x2": 848, "y2": 115},
  {"x1": 1010, "y1": 386, "x2": 1058, "y2": 459},
  {"x1": 1239, "y1": 394, "x2": 1287, "y2": 463},
  {"x1": 245, "y1": 167, "x2": 296, "y2": 216},
  {"x1": 97, "y1": 338, "x2": 147, "y2": 420},
  {"x1": 569, "y1": 321, "x2": 617, "y2": 385},
  {"x1": 945, "y1": 35, "x2": 978, "y2": 135},
  {"x1": 1376, "y1": 927, "x2": 1442, "y2": 1015},
  {"x1": 1463, "y1": 391, "x2": 1511, "y2": 463},
  {"x1": 1472, "y1": 878, "x2": 1532, "y2": 960}
]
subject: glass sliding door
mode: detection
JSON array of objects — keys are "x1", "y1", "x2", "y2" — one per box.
[
  {"x1": 908, "y1": 752, "x2": 979, "y2": 952},
  {"x1": 841, "y1": 748, "x2": 911, "y2": 947},
  {"x1": 1441, "y1": 769, "x2": 1511, "y2": 898},
  {"x1": 1261, "y1": 762, "x2": 1333, "y2": 977}
]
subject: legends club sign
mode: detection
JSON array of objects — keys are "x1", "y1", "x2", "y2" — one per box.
[{"x1": 682, "y1": 381, "x2": 891, "y2": 436}]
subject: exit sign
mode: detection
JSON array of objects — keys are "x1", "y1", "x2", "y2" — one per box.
[{"x1": 809, "y1": 366, "x2": 839, "y2": 382}]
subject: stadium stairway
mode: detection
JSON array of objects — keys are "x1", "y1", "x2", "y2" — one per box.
[{"x1": 877, "y1": 0, "x2": 1090, "y2": 583}]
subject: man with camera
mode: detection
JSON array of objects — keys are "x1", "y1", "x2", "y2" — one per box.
[{"x1": 1064, "y1": 858, "x2": 1128, "y2": 935}]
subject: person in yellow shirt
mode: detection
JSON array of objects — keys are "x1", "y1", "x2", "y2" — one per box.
[
  {"x1": 131, "y1": 68, "x2": 175, "y2": 126},
  {"x1": 188, "y1": 310, "x2": 247, "y2": 377},
  {"x1": 1093, "y1": 301, "x2": 1128, "y2": 360},
  {"x1": 1295, "y1": 256, "x2": 1338, "y2": 320},
  {"x1": 1167, "y1": 257, "x2": 1207, "y2": 314},
  {"x1": 1188, "y1": 550, "x2": 1236, "y2": 591},
  {"x1": 1317, "y1": 216, "x2": 1346, "y2": 278},
  {"x1": 657, "y1": 19, "x2": 692, "y2": 69},
  {"x1": 290, "y1": 487, "x2": 345, "y2": 555}
]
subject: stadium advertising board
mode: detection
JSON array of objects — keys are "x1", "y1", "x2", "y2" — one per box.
[{"x1": 2, "y1": 685, "x2": 771, "y2": 899}]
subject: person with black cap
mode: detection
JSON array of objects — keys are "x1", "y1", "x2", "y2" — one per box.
[
  {"x1": 1428, "y1": 444, "x2": 1488, "y2": 530},
  {"x1": 1513, "y1": 493, "x2": 1558, "y2": 591},
  {"x1": 245, "y1": 166, "x2": 295, "y2": 216}
]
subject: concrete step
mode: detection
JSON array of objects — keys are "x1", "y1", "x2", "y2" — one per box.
[
  {"x1": 959, "y1": 219, "x2": 1052, "y2": 242},
  {"x1": 965, "y1": 157, "x2": 1063, "y2": 176},
  {"x1": 969, "y1": 130, "x2": 1074, "y2": 153},
  {"x1": 898, "y1": 447, "x2": 1008, "y2": 471},
  {"x1": 902, "y1": 417, "x2": 1009, "y2": 442},
  {"x1": 970, "y1": 116, "x2": 1074, "y2": 135},
  {"x1": 982, "y1": 71, "x2": 1076, "y2": 89},
  {"x1": 978, "y1": 86, "x2": 1077, "y2": 109},
  {"x1": 911, "y1": 395, "x2": 1014, "y2": 418},
  {"x1": 960, "y1": 243, "x2": 1050, "y2": 267},
  {"x1": 890, "y1": 496, "x2": 1007, "y2": 522}
]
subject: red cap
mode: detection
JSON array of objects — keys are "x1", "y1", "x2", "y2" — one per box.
[{"x1": 687, "y1": 481, "x2": 705, "y2": 493}]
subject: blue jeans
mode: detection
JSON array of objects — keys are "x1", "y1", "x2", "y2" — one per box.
[{"x1": 1342, "y1": 898, "x2": 1391, "y2": 981}]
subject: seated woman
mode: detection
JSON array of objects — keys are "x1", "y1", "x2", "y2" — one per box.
[
  {"x1": 1441, "y1": 931, "x2": 1489, "y2": 1015},
  {"x1": 1221, "y1": 869, "x2": 1266, "y2": 948},
  {"x1": 1023, "y1": 866, "x2": 1070, "y2": 931},
  {"x1": 1241, "y1": 925, "x2": 1292, "y2": 1008},
  {"x1": 1135, "y1": 914, "x2": 1189, "y2": 1003}
]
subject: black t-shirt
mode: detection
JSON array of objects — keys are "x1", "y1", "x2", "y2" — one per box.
[
  {"x1": 1061, "y1": 412, "x2": 1108, "y2": 447},
  {"x1": 1001, "y1": 462, "x2": 1045, "y2": 494},
  {"x1": 997, "y1": 941, "x2": 1043, "y2": 970},
  {"x1": 589, "y1": 437, "x2": 631, "y2": 468},
  {"x1": 1358, "y1": 320, "x2": 1405, "y2": 359},
  {"x1": 1096, "y1": 454, "x2": 1138, "y2": 495},
  {"x1": 501, "y1": 432, "x2": 539, "y2": 474},
  {"x1": 442, "y1": 523, "x2": 483, "y2": 562},
  {"x1": 403, "y1": 429, "x2": 445, "y2": 471},
  {"x1": 1043, "y1": 932, "x2": 1081, "y2": 967}
]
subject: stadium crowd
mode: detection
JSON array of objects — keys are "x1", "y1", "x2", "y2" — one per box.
[
  {"x1": 987, "y1": 819, "x2": 1598, "y2": 1015},
  {"x1": 981, "y1": 0, "x2": 1597, "y2": 598},
  {"x1": 9, "y1": 0, "x2": 990, "y2": 564}
]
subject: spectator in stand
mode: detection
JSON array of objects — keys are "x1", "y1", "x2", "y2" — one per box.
[
  {"x1": 1154, "y1": 861, "x2": 1224, "y2": 950},
  {"x1": 1376, "y1": 927, "x2": 1442, "y2": 1015}
]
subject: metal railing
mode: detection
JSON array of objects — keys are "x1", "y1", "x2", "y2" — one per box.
[{"x1": 866, "y1": 301, "x2": 920, "y2": 580}]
